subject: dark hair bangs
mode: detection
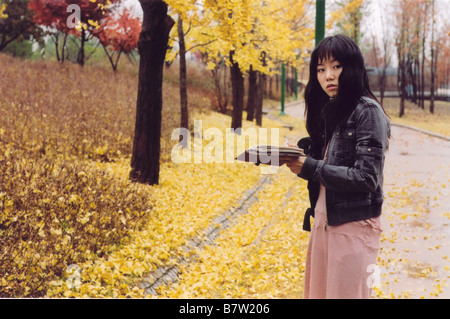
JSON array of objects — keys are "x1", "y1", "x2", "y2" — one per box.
[
  {"x1": 314, "y1": 35, "x2": 363, "y2": 69},
  {"x1": 315, "y1": 39, "x2": 344, "y2": 66}
]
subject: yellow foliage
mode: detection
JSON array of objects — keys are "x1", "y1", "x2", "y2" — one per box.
[
  {"x1": 327, "y1": 0, "x2": 364, "y2": 39},
  {"x1": 166, "y1": 0, "x2": 314, "y2": 75},
  {"x1": 0, "y1": 3, "x2": 7, "y2": 19},
  {"x1": 88, "y1": 19, "x2": 100, "y2": 29}
]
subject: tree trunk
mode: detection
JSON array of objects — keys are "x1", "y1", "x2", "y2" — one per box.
[
  {"x1": 130, "y1": 0, "x2": 174, "y2": 185},
  {"x1": 407, "y1": 57, "x2": 417, "y2": 104},
  {"x1": 399, "y1": 61, "x2": 406, "y2": 118},
  {"x1": 53, "y1": 33, "x2": 60, "y2": 62},
  {"x1": 429, "y1": 0, "x2": 436, "y2": 114},
  {"x1": 275, "y1": 73, "x2": 279, "y2": 95},
  {"x1": 379, "y1": 67, "x2": 386, "y2": 105},
  {"x1": 421, "y1": 36, "x2": 426, "y2": 109},
  {"x1": 397, "y1": 46, "x2": 406, "y2": 118},
  {"x1": 430, "y1": 45, "x2": 436, "y2": 114},
  {"x1": 77, "y1": 28, "x2": 86, "y2": 66},
  {"x1": 230, "y1": 51, "x2": 244, "y2": 131},
  {"x1": 246, "y1": 65, "x2": 257, "y2": 122},
  {"x1": 397, "y1": 8, "x2": 407, "y2": 118},
  {"x1": 178, "y1": 15, "x2": 188, "y2": 130},
  {"x1": 269, "y1": 76, "x2": 273, "y2": 99},
  {"x1": 255, "y1": 52, "x2": 266, "y2": 126},
  {"x1": 255, "y1": 70, "x2": 265, "y2": 126},
  {"x1": 211, "y1": 60, "x2": 229, "y2": 114},
  {"x1": 61, "y1": 33, "x2": 67, "y2": 63},
  {"x1": 102, "y1": 44, "x2": 122, "y2": 72}
]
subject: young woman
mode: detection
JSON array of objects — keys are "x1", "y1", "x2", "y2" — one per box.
[{"x1": 285, "y1": 34, "x2": 390, "y2": 299}]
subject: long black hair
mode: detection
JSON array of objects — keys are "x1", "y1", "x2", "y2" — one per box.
[{"x1": 304, "y1": 34, "x2": 382, "y2": 144}]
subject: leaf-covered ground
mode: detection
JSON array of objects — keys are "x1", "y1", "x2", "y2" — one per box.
[{"x1": 1, "y1": 53, "x2": 449, "y2": 298}]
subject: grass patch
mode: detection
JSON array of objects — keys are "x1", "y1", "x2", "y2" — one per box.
[{"x1": 382, "y1": 97, "x2": 450, "y2": 137}]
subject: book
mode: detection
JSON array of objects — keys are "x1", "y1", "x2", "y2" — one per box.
[{"x1": 235, "y1": 145, "x2": 305, "y2": 166}]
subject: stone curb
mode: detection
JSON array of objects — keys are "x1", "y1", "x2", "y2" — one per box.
[
  {"x1": 139, "y1": 174, "x2": 274, "y2": 296},
  {"x1": 390, "y1": 123, "x2": 450, "y2": 142}
]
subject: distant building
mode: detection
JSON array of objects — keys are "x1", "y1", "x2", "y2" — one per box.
[{"x1": 367, "y1": 66, "x2": 399, "y2": 93}]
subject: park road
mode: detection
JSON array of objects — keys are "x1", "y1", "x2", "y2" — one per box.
[{"x1": 284, "y1": 101, "x2": 450, "y2": 299}]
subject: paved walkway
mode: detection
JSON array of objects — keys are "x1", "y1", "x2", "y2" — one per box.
[
  {"x1": 380, "y1": 125, "x2": 450, "y2": 298},
  {"x1": 284, "y1": 101, "x2": 450, "y2": 299},
  {"x1": 283, "y1": 100, "x2": 305, "y2": 119}
]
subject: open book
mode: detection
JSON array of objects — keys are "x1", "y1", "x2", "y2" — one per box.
[{"x1": 235, "y1": 145, "x2": 305, "y2": 166}]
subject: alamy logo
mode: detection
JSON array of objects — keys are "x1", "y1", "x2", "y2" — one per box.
[
  {"x1": 66, "y1": 4, "x2": 81, "y2": 29},
  {"x1": 171, "y1": 120, "x2": 281, "y2": 172},
  {"x1": 66, "y1": 264, "x2": 81, "y2": 289},
  {"x1": 366, "y1": 264, "x2": 381, "y2": 289}
]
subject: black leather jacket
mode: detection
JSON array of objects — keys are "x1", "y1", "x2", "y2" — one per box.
[{"x1": 298, "y1": 97, "x2": 391, "y2": 231}]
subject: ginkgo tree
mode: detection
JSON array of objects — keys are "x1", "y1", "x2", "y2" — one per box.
[
  {"x1": 131, "y1": 0, "x2": 314, "y2": 184},
  {"x1": 164, "y1": 0, "x2": 205, "y2": 131},
  {"x1": 218, "y1": 0, "x2": 314, "y2": 129},
  {"x1": 327, "y1": 0, "x2": 366, "y2": 45},
  {"x1": 167, "y1": 0, "x2": 314, "y2": 130},
  {"x1": 252, "y1": 0, "x2": 315, "y2": 123}
]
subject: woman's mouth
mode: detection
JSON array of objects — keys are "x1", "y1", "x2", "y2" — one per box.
[{"x1": 327, "y1": 84, "x2": 337, "y2": 90}]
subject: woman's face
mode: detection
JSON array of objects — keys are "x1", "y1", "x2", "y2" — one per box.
[{"x1": 317, "y1": 56, "x2": 342, "y2": 98}]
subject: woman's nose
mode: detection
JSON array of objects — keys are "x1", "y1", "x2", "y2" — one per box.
[{"x1": 326, "y1": 68, "x2": 334, "y2": 79}]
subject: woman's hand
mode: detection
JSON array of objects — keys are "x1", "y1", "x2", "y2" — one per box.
[{"x1": 285, "y1": 156, "x2": 306, "y2": 175}]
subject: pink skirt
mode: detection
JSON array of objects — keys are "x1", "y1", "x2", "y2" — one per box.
[{"x1": 303, "y1": 185, "x2": 383, "y2": 299}]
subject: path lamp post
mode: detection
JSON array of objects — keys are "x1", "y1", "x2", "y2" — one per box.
[
  {"x1": 295, "y1": 60, "x2": 298, "y2": 101},
  {"x1": 315, "y1": 0, "x2": 325, "y2": 46},
  {"x1": 280, "y1": 63, "x2": 286, "y2": 116},
  {"x1": 279, "y1": 0, "x2": 325, "y2": 116}
]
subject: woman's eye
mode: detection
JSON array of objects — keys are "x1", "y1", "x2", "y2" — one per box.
[
  {"x1": 317, "y1": 68, "x2": 324, "y2": 73},
  {"x1": 333, "y1": 64, "x2": 342, "y2": 69}
]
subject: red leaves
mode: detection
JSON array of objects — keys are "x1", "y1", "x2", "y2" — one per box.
[
  {"x1": 28, "y1": 0, "x2": 140, "y2": 69},
  {"x1": 28, "y1": 0, "x2": 121, "y2": 35},
  {"x1": 95, "y1": 8, "x2": 141, "y2": 54}
]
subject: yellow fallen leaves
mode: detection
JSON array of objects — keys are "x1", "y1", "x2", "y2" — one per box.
[
  {"x1": 0, "y1": 150, "x2": 158, "y2": 297},
  {"x1": 43, "y1": 108, "x2": 307, "y2": 298},
  {"x1": 377, "y1": 167, "x2": 450, "y2": 298},
  {"x1": 0, "y1": 53, "x2": 229, "y2": 297},
  {"x1": 156, "y1": 167, "x2": 310, "y2": 298}
]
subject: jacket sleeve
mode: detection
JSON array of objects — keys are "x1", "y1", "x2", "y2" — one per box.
[{"x1": 298, "y1": 104, "x2": 390, "y2": 193}]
